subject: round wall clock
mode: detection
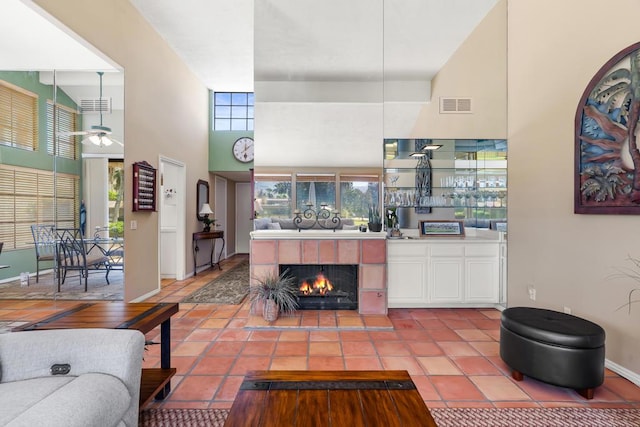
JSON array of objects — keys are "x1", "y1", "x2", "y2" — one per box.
[{"x1": 232, "y1": 137, "x2": 254, "y2": 163}]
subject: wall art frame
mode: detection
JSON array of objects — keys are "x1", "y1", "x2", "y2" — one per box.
[{"x1": 575, "y1": 41, "x2": 640, "y2": 214}]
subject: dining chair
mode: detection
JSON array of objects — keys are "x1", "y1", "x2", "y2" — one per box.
[
  {"x1": 92, "y1": 226, "x2": 124, "y2": 271},
  {"x1": 30, "y1": 224, "x2": 57, "y2": 283},
  {"x1": 56, "y1": 228, "x2": 111, "y2": 292}
]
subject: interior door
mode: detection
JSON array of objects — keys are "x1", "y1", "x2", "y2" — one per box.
[
  {"x1": 236, "y1": 182, "x2": 251, "y2": 253},
  {"x1": 215, "y1": 176, "x2": 227, "y2": 260}
]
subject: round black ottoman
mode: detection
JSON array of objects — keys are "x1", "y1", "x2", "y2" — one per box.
[{"x1": 500, "y1": 307, "x2": 605, "y2": 399}]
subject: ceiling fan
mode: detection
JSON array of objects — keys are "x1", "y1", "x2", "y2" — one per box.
[{"x1": 58, "y1": 71, "x2": 123, "y2": 147}]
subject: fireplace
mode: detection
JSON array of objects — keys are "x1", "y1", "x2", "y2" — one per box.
[{"x1": 280, "y1": 264, "x2": 358, "y2": 310}]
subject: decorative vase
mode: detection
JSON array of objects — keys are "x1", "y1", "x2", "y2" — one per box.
[
  {"x1": 263, "y1": 299, "x2": 279, "y2": 322},
  {"x1": 368, "y1": 222, "x2": 382, "y2": 232}
]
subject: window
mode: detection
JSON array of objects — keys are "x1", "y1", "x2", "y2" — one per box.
[
  {"x1": 0, "y1": 80, "x2": 38, "y2": 151},
  {"x1": 295, "y1": 174, "x2": 336, "y2": 212},
  {"x1": 47, "y1": 101, "x2": 79, "y2": 160},
  {"x1": 108, "y1": 160, "x2": 125, "y2": 231},
  {"x1": 254, "y1": 174, "x2": 292, "y2": 219},
  {"x1": 0, "y1": 165, "x2": 79, "y2": 250},
  {"x1": 340, "y1": 175, "x2": 380, "y2": 221},
  {"x1": 213, "y1": 92, "x2": 254, "y2": 131}
]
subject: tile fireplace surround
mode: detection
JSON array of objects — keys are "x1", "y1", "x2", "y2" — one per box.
[{"x1": 250, "y1": 230, "x2": 387, "y2": 315}]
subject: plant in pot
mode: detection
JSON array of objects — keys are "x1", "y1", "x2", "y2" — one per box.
[
  {"x1": 250, "y1": 269, "x2": 299, "y2": 322},
  {"x1": 368, "y1": 204, "x2": 383, "y2": 232}
]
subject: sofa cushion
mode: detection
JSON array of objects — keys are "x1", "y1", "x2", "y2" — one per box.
[
  {"x1": 1, "y1": 373, "x2": 130, "y2": 427},
  {"x1": 266, "y1": 222, "x2": 281, "y2": 230},
  {"x1": 254, "y1": 218, "x2": 272, "y2": 230}
]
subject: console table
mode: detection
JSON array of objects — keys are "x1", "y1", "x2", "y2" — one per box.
[{"x1": 193, "y1": 230, "x2": 224, "y2": 275}]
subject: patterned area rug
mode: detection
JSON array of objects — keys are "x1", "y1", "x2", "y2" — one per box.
[
  {"x1": 139, "y1": 407, "x2": 640, "y2": 426},
  {"x1": 182, "y1": 260, "x2": 250, "y2": 304}
]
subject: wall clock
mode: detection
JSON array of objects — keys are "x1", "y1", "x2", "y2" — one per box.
[{"x1": 232, "y1": 137, "x2": 254, "y2": 163}]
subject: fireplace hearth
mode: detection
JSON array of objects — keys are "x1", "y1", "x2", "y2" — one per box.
[{"x1": 280, "y1": 264, "x2": 358, "y2": 310}]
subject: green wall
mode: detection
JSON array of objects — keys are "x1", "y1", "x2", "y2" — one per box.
[
  {"x1": 0, "y1": 71, "x2": 82, "y2": 281},
  {"x1": 207, "y1": 90, "x2": 254, "y2": 172}
]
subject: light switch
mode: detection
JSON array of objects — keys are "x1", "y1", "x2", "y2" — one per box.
[{"x1": 130, "y1": 220, "x2": 137, "y2": 230}]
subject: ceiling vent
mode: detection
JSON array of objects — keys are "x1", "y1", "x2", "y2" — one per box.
[
  {"x1": 79, "y1": 98, "x2": 112, "y2": 114},
  {"x1": 439, "y1": 97, "x2": 472, "y2": 114}
]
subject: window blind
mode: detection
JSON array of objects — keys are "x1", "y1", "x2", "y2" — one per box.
[
  {"x1": 47, "y1": 100, "x2": 78, "y2": 160},
  {"x1": 0, "y1": 81, "x2": 38, "y2": 151},
  {"x1": 0, "y1": 165, "x2": 79, "y2": 250}
]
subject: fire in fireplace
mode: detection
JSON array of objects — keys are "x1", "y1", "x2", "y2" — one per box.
[{"x1": 280, "y1": 264, "x2": 358, "y2": 310}]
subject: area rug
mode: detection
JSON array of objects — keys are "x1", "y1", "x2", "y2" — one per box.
[
  {"x1": 0, "y1": 271, "x2": 123, "y2": 301},
  {"x1": 139, "y1": 407, "x2": 640, "y2": 426},
  {"x1": 182, "y1": 260, "x2": 250, "y2": 304}
]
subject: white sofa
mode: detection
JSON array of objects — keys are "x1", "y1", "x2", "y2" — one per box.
[{"x1": 0, "y1": 328, "x2": 145, "y2": 427}]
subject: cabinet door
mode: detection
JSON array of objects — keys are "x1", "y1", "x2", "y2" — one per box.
[
  {"x1": 464, "y1": 258, "x2": 499, "y2": 303},
  {"x1": 388, "y1": 259, "x2": 428, "y2": 307},
  {"x1": 429, "y1": 257, "x2": 464, "y2": 303}
]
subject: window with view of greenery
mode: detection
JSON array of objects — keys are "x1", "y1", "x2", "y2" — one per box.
[
  {"x1": 340, "y1": 175, "x2": 380, "y2": 222},
  {"x1": 108, "y1": 160, "x2": 124, "y2": 234},
  {"x1": 254, "y1": 175, "x2": 292, "y2": 219},
  {"x1": 254, "y1": 172, "x2": 381, "y2": 223},
  {"x1": 213, "y1": 92, "x2": 254, "y2": 131}
]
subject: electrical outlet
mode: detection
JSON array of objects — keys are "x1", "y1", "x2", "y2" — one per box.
[
  {"x1": 130, "y1": 220, "x2": 137, "y2": 230},
  {"x1": 564, "y1": 306, "x2": 571, "y2": 314},
  {"x1": 528, "y1": 288, "x2": 536, "y2": 301}
]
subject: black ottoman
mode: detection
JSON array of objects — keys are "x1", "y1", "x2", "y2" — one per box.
[{"x1": 500, "y1": 307, "x2": 605, "y2": 399}]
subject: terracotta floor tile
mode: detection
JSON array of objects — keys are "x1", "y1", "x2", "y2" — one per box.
[
  {"x1": 441, "y1": 319, "x2": 475, "y2": 329},
  {"x1": 216, "y1": 329, "x2": 251, "y2": 341},
  {"x1": 343, "y1": 356, "x2": 383, "y2": 370},
  {"x1": 339, "y1": 330, "x2": 371, "y2": 341},
  {"x1": 430, "y1": 376, "x2": 485, "y2": 401},
  {"x1": 362, "y1": 315, "x2": 393, "y2": 328},
  {"x1": 274, "y1": 341, "x2": 309, "y2": 356},
  {"x1": 337, "y1": 316, "x2": 364, "y2": 328},
  {"x1": 170, "y1": 375, "x2": 223, "y2": 401},
  {"x1": 309, "y1": 342, "x2": 342, "y2": 356},
  {"x1": 514, "y1": 377, "x2": 581, "y2": 402},
  {"x1": 407, "y1": 342, "x2": 444, "y2": 357},
  {"x1": 390, "y1": 318, "x2": 423, "y2": 329},
  {"x1": 451, "y1": 356, "x2": 502, "y2": 375},
  {"x1": 278, "y1": 330, "x2": 310, "y2": 341},
  {"x1": 171, "y1": 341, "x2": 210, "y2": 357},
  {"x1": 428, "y1": 328, "x2": 463, "y2": 341},
  {"x1": 470, "y1": 375, "x2": 531, "y2": 401},
  {"x1": 410, "y1": 375, "x2": 442, "y2": 401},
  {"x1": 172, "y1": 356, "x2": 198, "y2": 375},
  {"x1": 229, "y1": 356, "x2": 271, "y2": 376},
  {"x1": 437, "y1": 341, "x2": 480, "y2": 357},
  {"x1": 185, "y1": 328, "x2": 222, "y2": 341},
  {"x1": 215, "y1": 376, "x2": 245, "y2": 401},
  {"x1": 468, "y1": 341, "x2": 500, "y2": 357},
  {"x1": 342, "y1": 341, "x2": 376, "y2": 356},
  {"x1": 308, "y1": 356, "x2": 345, "y2": 370},
  {"x1": 248, "y1": 330, "x2": 281, "y2": 341},
  {"x1": 373, "y1": 340, "x2": 411, "y2": 356},
  {"x1": 206, "y1": 341, "x2": 245, "y2": 356},
  {"x1": 604, "y1": 377, "x2": 640, "y2": 400},
  {"x1": 417, "y1": 356, "x2": 463, "y2": 375},
  {"x1": 396, "y1": 330, "x2": 433, "y2": 341},
  {"x1": 270, "y1": 356, "x2": 308, "y2": 370},
  {"x1": 369, "y1": 331, "x2": 401, "y2": 340},
  {"x1": 417, "y1": 319, "x2": 448, "y2": 329},
  {"x1": 380, "y1": 356, "x2": 424, "y2": 375},
  {"x1": 454, "y1": 329, "x2": 493, "y2": 341},
  {"x1": 309, "y1": 330, "x2": 340, "y2": 341},
  {"x1": 191, "y1": 356, "x2": 235, "y2": 375},
  {"x1": 241, "y1": 341, "x2": 276, "y2": 356}
]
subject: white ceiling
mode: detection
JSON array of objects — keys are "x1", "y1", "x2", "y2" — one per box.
[{"x1": 129, "y1": 0, "x2": 498, "y2": 92}]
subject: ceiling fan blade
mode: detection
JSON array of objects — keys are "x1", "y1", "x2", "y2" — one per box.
[{"x1": 58, "y1": 130, "x2": 90, "y2": 136}]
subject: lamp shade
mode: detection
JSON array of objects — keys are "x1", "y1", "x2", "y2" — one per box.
[{"x1": 199, "y1": 203, "x2": 214, "y2": 215}]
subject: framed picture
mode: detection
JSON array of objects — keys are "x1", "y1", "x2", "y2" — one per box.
[{"x1": 419, "y1": 220, "x2": 465, "y2": 237}]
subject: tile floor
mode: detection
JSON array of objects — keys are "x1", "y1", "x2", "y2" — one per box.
[{"x1": 1, "y1": 254, "x2": 639, "y2": 411}]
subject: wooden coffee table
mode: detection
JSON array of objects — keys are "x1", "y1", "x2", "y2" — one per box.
[
  {"x1": 13, "y1": 302, "x2": 179, "y2": 410},
  {"x1": 225, "y1": 370, "x2": 437, "y2": 427}
]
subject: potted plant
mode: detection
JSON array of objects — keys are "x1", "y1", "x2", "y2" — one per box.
[
  {"x1": 250, "y1": 269, "x2": 299, "y2": 322},
  {"x1": 368, "y1": 204, "x2": 383, "y2": 232}
]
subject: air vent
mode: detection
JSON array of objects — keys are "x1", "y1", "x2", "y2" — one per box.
[
  {"x1": 80, "y1": 98, "x2": 112, "y2": 114},
  {"x1": 439, "y1": 97, "x2": 472, "y2": 114}
]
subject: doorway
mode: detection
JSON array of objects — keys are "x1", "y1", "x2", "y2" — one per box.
[
  {"x1": 236, "y1": 182, "x2": 251, "y2": 253},
  {"x1": 215, "y1": 176, "x2": 228, "y2": 260},
  {"x1": 159, "y1": 157, "x2": 186, "y2": 280}
]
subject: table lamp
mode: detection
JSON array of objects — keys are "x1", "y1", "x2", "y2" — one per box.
[{"x1": 199, "y1": 203, "x2": 215, "y2": 232}]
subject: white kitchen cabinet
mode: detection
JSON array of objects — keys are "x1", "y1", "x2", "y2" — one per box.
[{"x1": 387, "y1": 236, "x2": 500, "y2": 307}]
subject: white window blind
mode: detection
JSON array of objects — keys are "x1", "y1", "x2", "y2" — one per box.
[
  {"x1": 0, "y1": 81, "x2": 38, "y2": 151},
  {"x1": 47, "y1": 101, "x2": 78, "y2": 159},
  {"x1": 0, "y1": 165, "x2": 79, "y2": 250}
]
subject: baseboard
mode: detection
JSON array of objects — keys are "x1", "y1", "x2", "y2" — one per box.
[
  {"x1": 130, "y1": 288, "x2": 160, "y2": 302},
  {"x1": 605, "y1": 358, "x2": 640, "y2": 387}
]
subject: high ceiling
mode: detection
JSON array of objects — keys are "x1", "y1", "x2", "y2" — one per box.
[{"x1": 129, "y1": 0, "x2": 499, "y2": 92}]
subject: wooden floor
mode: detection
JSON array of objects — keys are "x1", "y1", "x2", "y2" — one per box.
[{"x1": 225, "y1": 370, "x2": 437, "y2": 427}]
